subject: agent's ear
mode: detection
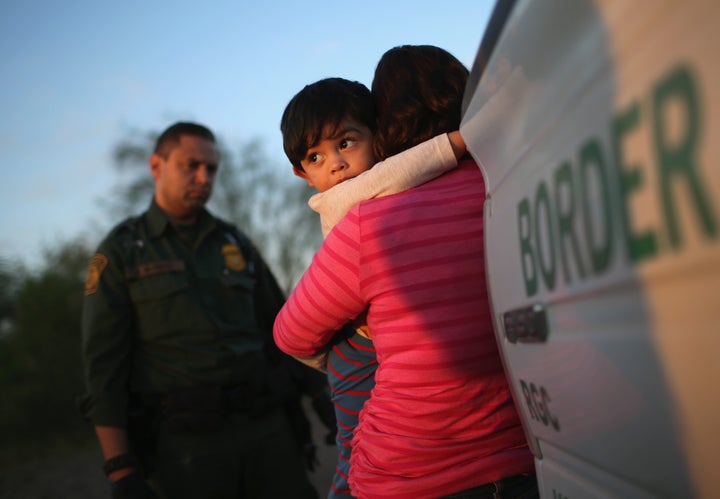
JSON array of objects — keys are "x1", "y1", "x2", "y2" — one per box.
[
  {"x1": 293, "y1": 166, "x2": 314, "y2": 187},
  {"x1": 149, "y1": 153, "x2": 164, "y2": 181}
]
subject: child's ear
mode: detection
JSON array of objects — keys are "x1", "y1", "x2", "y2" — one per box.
[{"x1": 293, "y1": 166, "x2": 314, "y2": 187}]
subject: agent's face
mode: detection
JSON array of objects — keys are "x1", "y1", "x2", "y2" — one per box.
[
  {"x1": 295, "y1": 119, "x2": 376, "y2": 192},
  {"x1": 150, "y1": 134, "x2": 219, "y2": 220}
]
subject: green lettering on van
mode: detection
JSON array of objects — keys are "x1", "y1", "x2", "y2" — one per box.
[
  {"x1": 555, "y1": 161, "x2": 587, "y2": 283},
  {"x1": 515, "y1": 63, "x2": 715, "y2": 298},
  {"x1": 535, "y1": 181, "x2": 557, "y2": 291},
  {"x1": 653, "y1": 65, "x2": 717, "y2": 248},
  {"x1": 518, "y1": 197, "x2": 538, "y2": 296},
  {"x1": 579, "y1": 138, "x2": 614, "y2": 274},
  {"x1": 614, "y1": 101, "x2": 659, "y2": 262}
]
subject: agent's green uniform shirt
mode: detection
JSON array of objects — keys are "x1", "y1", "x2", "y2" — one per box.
[{"x1": 81, "y1": 200, "x2": 285, "y2": 427}]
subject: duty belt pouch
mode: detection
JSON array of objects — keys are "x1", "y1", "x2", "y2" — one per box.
[{"x1": 162, "y1": 386, "x2": 225, "y2": 433}]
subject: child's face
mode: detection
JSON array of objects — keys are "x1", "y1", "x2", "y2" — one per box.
[{"x1": 295, "y1": 119, "x2": 376, "y2": 192}]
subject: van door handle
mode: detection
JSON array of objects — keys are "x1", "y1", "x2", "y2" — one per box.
[{"x1": 502, "y1": 304, "x2": 548, "y2": 343}]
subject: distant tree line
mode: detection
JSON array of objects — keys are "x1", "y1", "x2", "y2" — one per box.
[
  {"x1": 0, "y1": 244, "x2": 92, "y2": 463},
  {"x1": 0, "y1": 128, "x2": 322, "y2": 464}
]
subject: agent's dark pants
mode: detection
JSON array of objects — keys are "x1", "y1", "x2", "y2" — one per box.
[
  {"x1": 440, "y1": 474, "x2": 539, "y2": 499},
  {"x1": 146, "y1": 406, "x2": 317, "y2": 499}
]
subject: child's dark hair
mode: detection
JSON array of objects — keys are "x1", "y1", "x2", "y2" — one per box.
[
  {"x1": 280, "y1": 77, "x2": 376, "y2": 171},
  {"x1": 372, "y1": 45, "x2": 469, "y2": 160}
]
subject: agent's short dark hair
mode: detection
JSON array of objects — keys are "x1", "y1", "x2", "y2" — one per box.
[
  {"x1": 280, "y1": 78, "x2": 376, "y2": 171},
  {"x1": 372, "y1": 45, "x2": 469, "y2": 160},
  {"x1": 154, "y1": 121, "x2": 216, "y2": 158}
]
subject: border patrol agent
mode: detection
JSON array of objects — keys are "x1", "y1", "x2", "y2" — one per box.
[{"x1": 79, "y1": 122, "x2": 324, "y2": 499}]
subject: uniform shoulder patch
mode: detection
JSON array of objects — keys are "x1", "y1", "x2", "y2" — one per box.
[
  {"x1": 221, "y1": 244, "x2": 246, "y2": 272},
  {"x1": 84, "y1": 253, "x2": 109, "y2": 296}
]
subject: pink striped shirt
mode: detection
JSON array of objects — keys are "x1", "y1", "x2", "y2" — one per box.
[{"x1": 274, "y1": 159, "x2": 533, "y2": 498}]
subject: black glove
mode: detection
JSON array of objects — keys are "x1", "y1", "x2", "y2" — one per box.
[
  {"x1": 324, "y1": 429, "x2": 337, "y2": 446},
  {"x1": 302, "y1": 442, "x2": 320, "y2": 472},
  {"x1": 311, "y1": 391, "x2": 338, "y2": 446},
  {"x1": 111, "y1": 471, "x2": 158, "y2": 499}
]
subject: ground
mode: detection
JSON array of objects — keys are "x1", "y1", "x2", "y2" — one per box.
[{"x1": 0, "y1": 410, "x2": 337, "y2": 499}]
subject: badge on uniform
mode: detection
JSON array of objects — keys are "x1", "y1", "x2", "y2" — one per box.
[
  {"x1": 221, "y1": 244, "x2": 246, "y2": 271},
  {"x1": 84, "y1": 254, "x2": 108, "y2": 296}
]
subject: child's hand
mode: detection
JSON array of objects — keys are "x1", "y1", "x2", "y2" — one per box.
[
  {"x1": 351, "y1": 310, "x2": 371, "y2": 339},
  {"x1": 448, "y1": 130, "x2": 466, "y2": 160}
]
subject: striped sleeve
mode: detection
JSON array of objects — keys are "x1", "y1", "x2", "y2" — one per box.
[{"x1": 274, "y1": 210, "x2": 367, "y2": 357}]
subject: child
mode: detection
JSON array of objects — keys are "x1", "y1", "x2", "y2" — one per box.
[
  {"x1": 277, "y1": 45, "x2": 537, "y2": 498},
  {"x1": 280, "y1": 76, "x2": 465, "y2": 498}
]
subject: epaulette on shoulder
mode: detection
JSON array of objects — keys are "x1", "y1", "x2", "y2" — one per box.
[
  {"x1": 102, "y1": 215, "x2": 145, "y2": 251},
  {"x1": 217, "y1": 218, "x2": 252, "y2": 248},
  {"x1": 108, "y1": 215, "x2": 141, "y2": 238}
]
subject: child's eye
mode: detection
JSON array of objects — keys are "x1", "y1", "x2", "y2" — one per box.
[
  {"x1": 339, "y1": 138, "x2": 356, "y2": 150},
  {"x1": 308, "y1": 152, "x2": 322, "y2": 164}
]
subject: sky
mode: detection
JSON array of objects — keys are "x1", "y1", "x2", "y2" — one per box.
[{"x1": 0, "y1": 0, "x2": 494, "y2": 269}]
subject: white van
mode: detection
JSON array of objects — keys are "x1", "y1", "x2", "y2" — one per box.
[{"x1": 460, "y1": 0, "x2": 720, "y2": 497}]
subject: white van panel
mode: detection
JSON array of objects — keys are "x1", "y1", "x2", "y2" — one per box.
[
  {"x1": 461, "y1": 0, "x2": 720, "y2": 497},
  {"x1": 536, "y1": 442, "x2": 658, "y2": 499}
]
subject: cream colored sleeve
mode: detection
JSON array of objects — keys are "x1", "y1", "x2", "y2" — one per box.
[{"x1": 308, "y1": 133, "x2": 457, "y2": 237}]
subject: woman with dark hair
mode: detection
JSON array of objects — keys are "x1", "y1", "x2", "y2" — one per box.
[
  {"x1": 372, "y1": 44, "x2": 469, "y2": 159},
  {"x1": 275, "y1": 45, "x2": 537, "y2": 498}
]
